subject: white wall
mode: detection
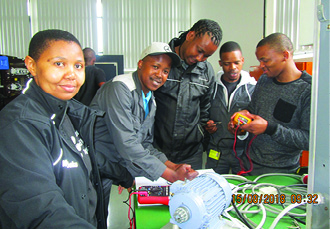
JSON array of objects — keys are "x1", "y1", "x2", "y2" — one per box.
[
  {"x1": 191, "y1": 0, "x2": 264, "y2": 73},
  {"x1": 299, "y1": 0, "x2": 315, "y2": 46}
]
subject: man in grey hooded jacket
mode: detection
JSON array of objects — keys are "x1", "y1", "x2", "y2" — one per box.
[{"x1": 204, "y1": 41, "x2": 256, "y2": 174}]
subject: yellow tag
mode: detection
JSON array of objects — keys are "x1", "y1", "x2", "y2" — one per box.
[{"x1": 209, "y1": 149, "x2": 221, "y2": 160}]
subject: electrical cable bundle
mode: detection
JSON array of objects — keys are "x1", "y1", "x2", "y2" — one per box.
[
  {"x1": 222, "y1": 173, "x2": 313, "y2": 229},
  {"x1": 123, "y1": 173, "x2": 320, "y2": 228}
]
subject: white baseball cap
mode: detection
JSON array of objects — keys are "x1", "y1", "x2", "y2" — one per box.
[{"x1": 140, "y1": 42, "x2": 181, "y2": 66}]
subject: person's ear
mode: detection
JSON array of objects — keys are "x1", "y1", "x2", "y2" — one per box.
[
  {"x1": 283, "y1": 50, "x2": 290, "y2": 60},
  {"x1": 24, "y1": 56, "x2": 37, "y2": 77},
  {"x1": 241, "y1": 57, "x2": 245, "y2": 64},
  {"x1": 137, "y1": 59, "x2": 143, "y2": 70},
  {"x1": 186, "y1": 31, "x2": 195, "y2": 41},
  {"x1": 219, "y1": 60, "x2": 223, "y2": 67}
]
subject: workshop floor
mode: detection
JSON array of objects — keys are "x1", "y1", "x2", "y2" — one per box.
[{"x1": 107, "y1": 152, "x2": 207, "y2": 229}]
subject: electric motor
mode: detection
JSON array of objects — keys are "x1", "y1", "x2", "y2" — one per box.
[{"x1": 169, "y1": 172, "x2": 232, "y2": 229}]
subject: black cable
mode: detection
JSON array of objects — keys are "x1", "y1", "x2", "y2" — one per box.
[
  {"x1": 275, "y1": 188, "x2": 306, "y2": 225},
  {"x1": 123, "y1": 189, "x2": 148, "y2": 229},
  {"x1": 123, "y1": 201, "x2": 135, "y2": 229},
  {"x1": 217, "y1": 137, "x2": 235, "y2": 152},
  {"x1": 123, "y1": 191, "x2": 135, "y2": 229},
  {"x1": 279, "y1": 184, "x2": 307, "y2": 189},
  {"x1": 280, "y1": 204, "x2": 306, "y2": 225},
  {"x1": 215, "y1": 137, "x2": 235, "y2": 167},
  {"x1": 231, "y1": 199, "x2": 254, "y2": 229}
]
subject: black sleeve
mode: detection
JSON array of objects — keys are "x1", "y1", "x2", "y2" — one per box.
[
  {"x1": 95, "y1": 67, "x2": 106, "y2": 84},
  {"x1": 96, "y1": 151, "x2": 134, "y2": 188}
]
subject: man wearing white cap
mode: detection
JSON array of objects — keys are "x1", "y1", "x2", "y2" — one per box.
[{"x1": 90, "y1": 42, "x2": 198, "y2": 185}]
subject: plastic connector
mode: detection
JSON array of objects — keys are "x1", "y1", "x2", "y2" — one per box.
[
  {"x1": 258, "y1": 186, "x2": 278, "y2": 195},
  {"x1": 301, "y1": 174, "x2": 308, "y2": 184}
]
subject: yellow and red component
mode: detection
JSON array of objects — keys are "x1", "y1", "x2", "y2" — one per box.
[{"x1": 233, "y1": 113, "x2": 251, "y2": 126}]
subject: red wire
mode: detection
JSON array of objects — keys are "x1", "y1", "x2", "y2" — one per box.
[
  {"x1": 128, "y1": 191, "x2": 148, "y2": 229},
  {"x1": 128, "y1": 192, "x2": 136, "y2": 229},
  {"x1": 233, "y1": 124, "x2": 257, "y2": 175},
  {"x1": 233, "y1": 127, "x2": 246, "y2": 170},
  {"x1": 239, "y1": 134, "x2": 257, "y2": 175}
]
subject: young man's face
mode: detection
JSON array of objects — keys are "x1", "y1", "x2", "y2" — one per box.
[
  {"x1": 25, "y1": 40, "x2": 85, "y2": 100},
  {"x1": 180, "y1": 31, "x2": 218, "y2": 65},
  {"x1": 220, "y1": 50, "x2": 244, "y2": 83},
  {"x1": 138, "y1": 54, "x2": 172, "y2": 95},
  {"x1": 255, "y1": 44, "x2": 286, "y2": 78}
]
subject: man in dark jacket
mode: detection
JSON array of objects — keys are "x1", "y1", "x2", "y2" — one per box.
[
  {"x1": 74, "y1": 47, "x2": 106, "y2": 105},
  {"x1": 0, "y1": 29, "x2": 133, "y2": 228},
  {"x1": 154, "y1": 19, "x2": 223, "y2": 169}
]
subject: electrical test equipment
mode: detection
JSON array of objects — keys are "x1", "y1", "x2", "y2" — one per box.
[
  {"x1": 0, "y1": 55, "x2": 31, "y2": 110},
  {"x1": 233, "y1": 113, "x2": 251, "y2": 126}
]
